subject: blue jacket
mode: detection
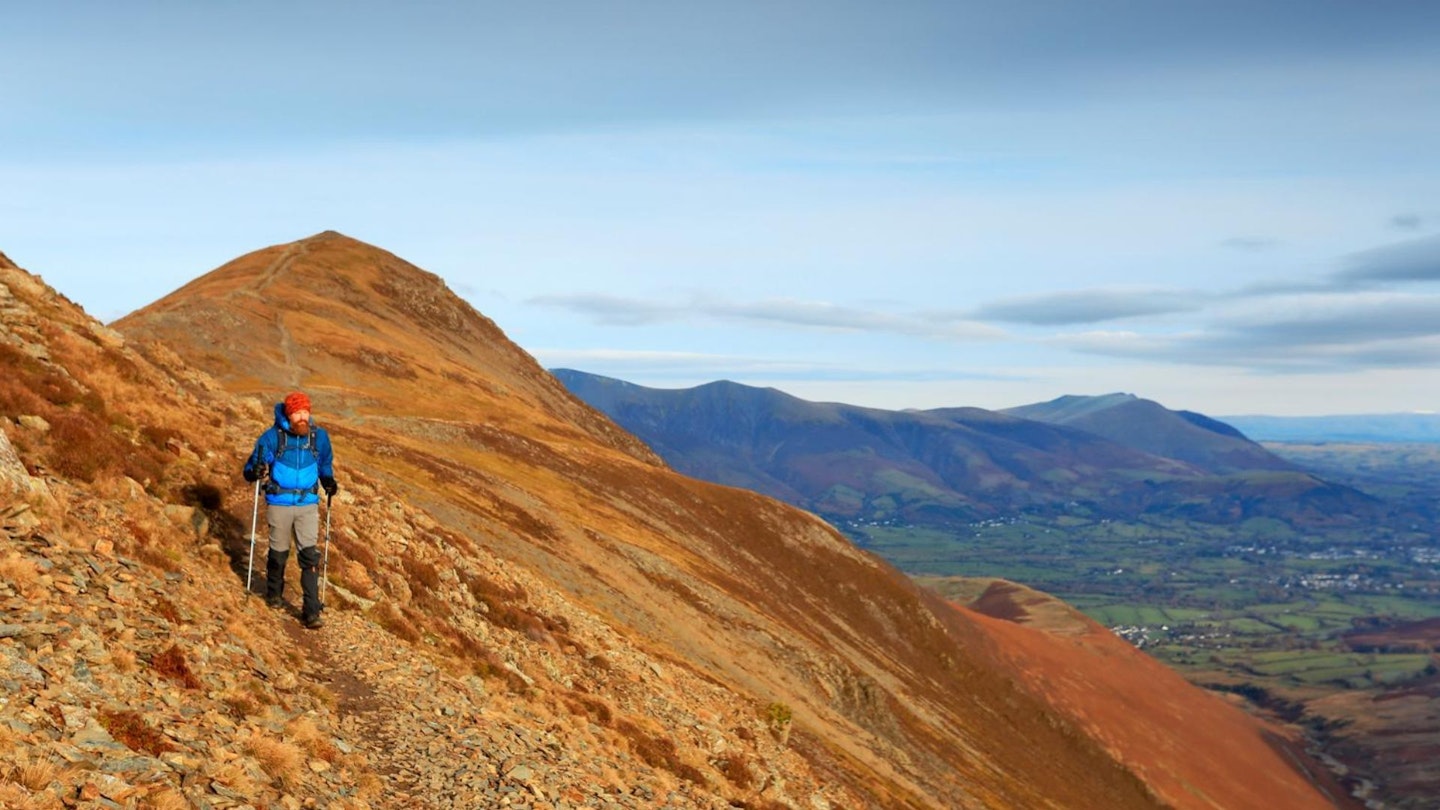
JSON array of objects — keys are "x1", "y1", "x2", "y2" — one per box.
[{"x1": 245, "y1": 403, "x2": 335, "y2": 506}]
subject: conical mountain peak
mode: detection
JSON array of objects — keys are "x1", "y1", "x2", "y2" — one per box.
[
  {"x1": 116, "y1": 235, "x2": 661, "y2": 463},
  {"x1": 123, "y1": 230, "x2": 474, "y2": 332}
]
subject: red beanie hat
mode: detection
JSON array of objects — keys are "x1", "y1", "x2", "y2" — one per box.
[{"x1": 284, "y1": 392, "x2": 312, "y2": 417}]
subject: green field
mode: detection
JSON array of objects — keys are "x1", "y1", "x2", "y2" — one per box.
[{"x1": 854, "y1": 514, "x2": 1440, "y2": 695}]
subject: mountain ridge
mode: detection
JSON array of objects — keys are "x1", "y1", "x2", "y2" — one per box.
[
  {"x1": 1002, "y1": 393, "x2": 1295, "y2": 474},
  {"x1": 555, "y1": 369, "x2": 1378, "y2": 529}
]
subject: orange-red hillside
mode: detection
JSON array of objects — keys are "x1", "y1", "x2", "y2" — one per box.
[{"x1": 952, "y1": 579, "x2": 1357, "y2": 809}]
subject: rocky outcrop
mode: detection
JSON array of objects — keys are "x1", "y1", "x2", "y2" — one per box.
[{"x1": 0, "y1": 427, "x2": 49, "y2": 529}]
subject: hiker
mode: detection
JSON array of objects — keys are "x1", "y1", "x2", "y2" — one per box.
[{"x1": 242, "y1": 392, "x2": 338, "y2": 629}]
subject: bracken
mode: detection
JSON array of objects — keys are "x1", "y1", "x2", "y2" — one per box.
[
  {"x1": 97, "y1": 709, "x2": 174, "y2": 757},
  {"x1": 150, "y1": 644, "x2": 201, "y2": 689}
]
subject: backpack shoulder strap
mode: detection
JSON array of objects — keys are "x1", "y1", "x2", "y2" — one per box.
[{"x1": 274, "y1": 427, "x2": 317, "y2": 456}]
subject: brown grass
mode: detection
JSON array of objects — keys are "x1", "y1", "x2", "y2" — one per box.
[
  {"x1": 408, "y1": 578, "x2": 454, "y2": 619},
  {"x1": 106, "y1": 646, "x2": 138, "y2": 674},
  {"x1": 301, "y1": 680, "x2": 339, "y2": 711},
  {"x1": 336, "y1": 534, "x2": 378, "y2": 571},
  {"x1": 135, "y1": 542, "x2": 184, "y2": 574},
  {"x1": 0, "y1": 365, "x2": 48, "y2": 418},
  {"x1": 150, "y1": 596, "x2": 183, "y2": 625},
  {"x1": 453, "y1": 634, "x2": 530, "y2": 692},
  {"x1": 125, "y1": 511, "x2": 201, "y2": 571},
  {"x1": 246, "y1": 729, "x2": 305, "y2": 786},
  {"x1": 718, "y1": 752, "x2": 756, "y2": 789},
  {"x1": 39, "y1": 404, "x2": 171, "y2": 486},
  {"x1": 565, "y1": 693, "x2": 615, "y2": 726},
  {"x1": 12, "y1": 759, "x2": 58, "y2": 791},
  {"x1": 402, "y1": 554, "x2": 441, "y2": 590},
  {"x1": 285, "y1": 716, "x2": 340, "y2": 763},
  {"x1": 613, "y1": 718, "x2": 707, "y2": 786},
  {"x1": 46, "y1": 412, "x2": 111, "y2": 482},
  {"x1": 210, "y1": 762, "x2": 259, "y2": 796},
  {"x1": 150, "y1": 645, "x2": 201, "y2": 689},
  {"x1": 0, "y1": 784, "x2": 29, "y2": 808},
  {"x1": 375, "y1": 601, "x2": 422, "y2": 644},
  {"x1": 244, "y1": 679, "x2": 274, "y2": 706},
  {"x1": 122, "y1": 517, "x2": 152, "y2": 545},
  {"x1": 336, "y1": 560, "x2": 377, "y2": 598},
  {"x1": 0, "y1": 552, "x2": 41, "y2": 593},
  {"x1": 139, "y1": 424, "x2": 183, "y2": 452},
  {"x1": 0, "y1": 342, "x2": 83, "y2": 412},
  {"x1": 356, "y1": 772, "x2": 386, "y2": 802},
  {"x1": 97, "y1": 709, "x2": 174, "y2": 757},
  {"x1": 459, "y1": 568, "x2": 577, "y2": 648},
  {"x1": 138, "y1": 788, "x2": 190, "y2": 810},
  {"x1": 222, "y1": 693, "x2": 261, "y2": 720}
]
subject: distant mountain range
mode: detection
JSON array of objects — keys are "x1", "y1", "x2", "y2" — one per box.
[
  {"x1": 1219, "y1": 413, "x2": 1440, "y2": 443},
  {"x1": 554, "y1": 371, "x2": 1378, "y2": 528}
]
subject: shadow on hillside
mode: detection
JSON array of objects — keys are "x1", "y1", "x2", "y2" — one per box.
[
  {"x1": 1260, "y1": 728, "x2": 1363, "y2": 810},
  {"x1": 185, "y1": 483, "x2": 265, "y2": 597}
]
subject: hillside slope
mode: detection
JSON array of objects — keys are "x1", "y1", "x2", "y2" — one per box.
[
  {"x1": 0, "y1": 234, "x2": 1344, "y2": 808},
  {"x1": 923, "y1": 577, "x2": 1358, "y2": 810}
]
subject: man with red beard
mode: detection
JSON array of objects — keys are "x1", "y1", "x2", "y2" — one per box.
[{"x1": 243, "y1": 391, "x2": 337, "y2": 629}]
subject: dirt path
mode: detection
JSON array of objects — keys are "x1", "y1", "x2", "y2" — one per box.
[
  {"x1": 273, "y1": 605, "x2": 727, "y2": 809},
  {"x1": 274, "y1": 314, "x2": 303, "y2": 388},
  {"x1": 227, "y1": 240, "x2": 307, "y2": 387},
  {"x1": 256, "y1": 242, "x2": 307, "y2": 292}
]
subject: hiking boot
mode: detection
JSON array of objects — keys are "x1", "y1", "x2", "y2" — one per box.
[
  {"x1": 265, "y1": 595, "x2": 285, "y2": 610},
  {"x1": 301, "y1": 614, "x2": 324, "y2": 630}
]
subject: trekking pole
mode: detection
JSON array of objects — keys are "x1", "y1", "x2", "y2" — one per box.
[
  {"x1": 321, "y1": 491, "x2": 332, "y2": 605},
  {"x1": 246, "y1": 478, "x2": 260, "y2": 600}
]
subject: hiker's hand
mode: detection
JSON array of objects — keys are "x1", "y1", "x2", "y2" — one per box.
[
  {"x1": 321, "y1": 476, "x2": 338, "y2": 497},
  {"x1": 243, "y1": 464, "x2": 266, "y2": 483}
]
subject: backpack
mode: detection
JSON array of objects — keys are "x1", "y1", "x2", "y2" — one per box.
[{"x1": 266, "y1": 428, "x2": 321, "y2": 498}]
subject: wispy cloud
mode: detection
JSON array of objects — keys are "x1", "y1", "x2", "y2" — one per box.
[
  {"x1": 527, "y1": 293, "x2": 675, "y2": 325},
  {"x1": 1218, "y1": 233, "x2": 1440, "y2": 300},
  {"x1": 970, "y1": 288, "x2": 1204, "y2": 325},
  {"x1": 535, "y1": 348, "x2": 1022, "y2": 382},
  {"x1": 1391, "y1": 213, "x2": 1423, "y2": 231},
  {"x1": 1334, "y1": 233, "x2": 1440, "y2": 285},
  {"x1": 1055, "y1": 292, "x2": 1440, "y2": 371},
  {"x1": 1215, "y1": 292, "x2": 1440, "y2": 345},
  {"x1": 529, "y1": 293, "x2": 1004, "y2": 340}
]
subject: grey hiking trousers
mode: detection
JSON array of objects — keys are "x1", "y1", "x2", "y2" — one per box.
[
  {"x1": 265, "y1": 503, "x2": 323, "y2": 620},
  {"x1": 266, "y1": 503, "x2": 319, "y2": 552}
]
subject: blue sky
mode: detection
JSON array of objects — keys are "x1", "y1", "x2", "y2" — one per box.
[{"x1": 4, "y1": 1, "x2": 1439, "y2": 415}]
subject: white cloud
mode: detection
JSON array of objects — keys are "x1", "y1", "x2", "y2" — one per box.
[
  {"x1": 529, "y1": 292, "x2": 1004, "y2": 341},
  {"x1": 971, "y1": 288, "x2": 1205, "y2": 325}
]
